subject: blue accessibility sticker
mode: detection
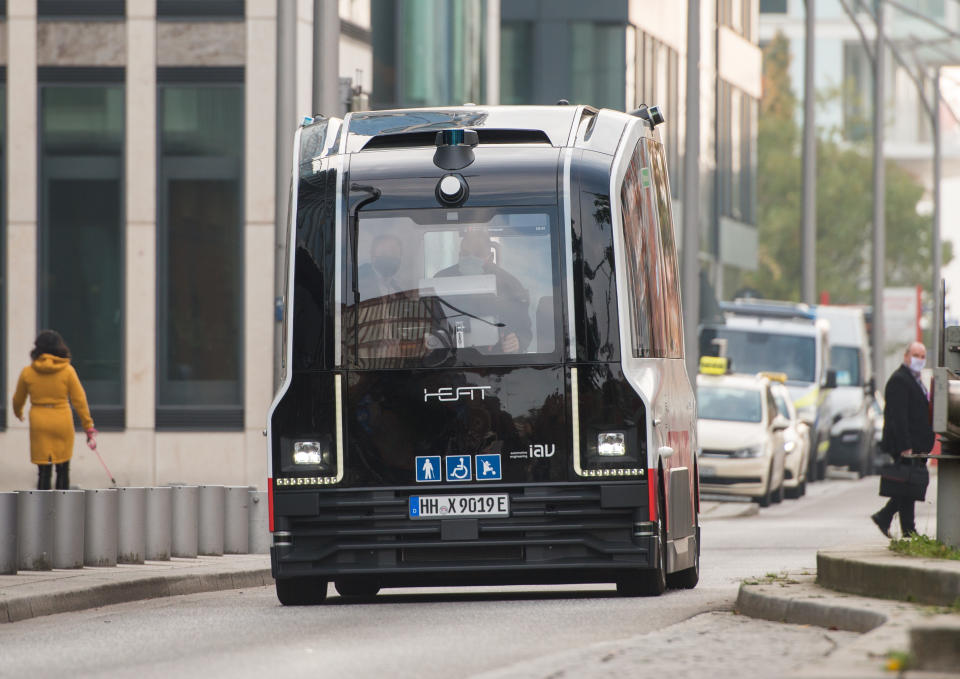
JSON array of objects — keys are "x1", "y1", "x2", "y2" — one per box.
[
  {"x1": 475, "y1": 454, "x2": 502, "y2": 481},
  {"x1": 445, "y1": 455, "x2": 472, "y2": 482},
  {"x1": 415, "y1": 456, "x2": 441, "y2": 483}
]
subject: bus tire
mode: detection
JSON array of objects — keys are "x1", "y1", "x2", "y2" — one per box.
[
  {"x1": 666, "y1": 530, "x2": 699, "y2": 590},
  {"x1": 275, "y1": 576, "x2": 328, "y2": 606},
  {"x1": 335, "y1": 577, "x2": 381, "y2": 600}
]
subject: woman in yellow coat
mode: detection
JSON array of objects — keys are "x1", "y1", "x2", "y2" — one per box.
[{"x1": 12, "y1": 330, "x2": 97, "y2": 490}]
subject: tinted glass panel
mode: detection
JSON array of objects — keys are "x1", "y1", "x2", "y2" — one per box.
[
  {"x1": 699, "y1": 328, "x2": 817, "y2": 384},
  {"x1": 619, "y1": 140, "x2": 656, "y2": 357},
  {"x1": 571, "y1": 22, "x2": 625, "y2": 111},
  {"x1": 647, "y1": 139, "x2": 683, "y2": 358},
  {"x1": 158, "y1": 85, "x2": 243, "y2": 414},
  {"x1": 347, "y1": 208, "x2": 559, "y2": 368},
  {"x1": 698, "y1": 385, "x2": 762, "y2": 422},
  {"x1": 500, "y1": 21, "x2": 533, "y2": 105},
  {"x1": 39, "y1": 84, "x2": 124, "y2": 416},
  {"x1": 831, "y1": 346, "x2": 862, "y2": 386}
]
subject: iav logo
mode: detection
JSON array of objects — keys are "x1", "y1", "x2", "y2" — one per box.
[{"x1": 508, "y1": 444, "x2": 556, "y2": 460}]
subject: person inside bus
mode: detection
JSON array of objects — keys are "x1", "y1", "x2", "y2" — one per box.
[
  {"x1": 434, "y1": 229, "x2": 532, "y2": 354},
  {"x1": 358, "y1": 233, "x2": 405, "y2": 301}
]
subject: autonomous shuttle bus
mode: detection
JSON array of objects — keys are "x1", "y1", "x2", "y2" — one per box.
[{"x1": 267, "y1": 105, "x2": 699, "y2": 604}]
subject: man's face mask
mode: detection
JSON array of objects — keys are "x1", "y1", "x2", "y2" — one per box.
[
  {"x1": 909, "y1": 356, "x2": 926, "y2": 373},
  {"x1": 373, "y1": 255, "x2": 401, "y2": 278},
  {"x1": 459, "y1": 255, "x2": 486, "y2": 275}
]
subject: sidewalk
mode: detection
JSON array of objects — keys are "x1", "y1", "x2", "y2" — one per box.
[
  {"x1": 736, "y1": 545, "x2": 960, "y2": 677},
  {"x1": 0, "y1": 553, "x2": 271, "y2": 623}
]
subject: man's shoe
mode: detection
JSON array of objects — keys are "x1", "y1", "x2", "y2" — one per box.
[{"x1": 871, "y1": 512, "x2": 891, "y2": 538}]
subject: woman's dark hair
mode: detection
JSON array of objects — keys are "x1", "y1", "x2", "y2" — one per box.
[{"x1": 31, "y1": 330, "x2": 71, "y2": 360}]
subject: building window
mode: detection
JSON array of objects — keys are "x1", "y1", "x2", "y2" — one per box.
[
  {"x1": 571, "y1": 22, "x2": 626, "y2": 112},
  {"x1": 718, "y1": 81, "x2": 757, "y2": 225},
  {"x1": 759, "y1": 0, "x2": 788, "y2": 13},
  {"x1": 635, "y1": 31, "x2": 680, "y2": 197},
  {"x1": 38, "y1": 0, "x2": 125, "y2": 16},
  {"x1": 39, "y1": 70, "x2": 125, "y2": 429},
  {"x1": 372, "y1": 0, "x2": 486, "y2": 110},
  {"x1": 500, "y1": 21, "x2": 533, "y2": 105},
  {"x1": 157, "y1": 0, "x2": 244, "y2": 18},
  {"x1": 157, "y1": 70, "x2": 243, "y2": 430}
]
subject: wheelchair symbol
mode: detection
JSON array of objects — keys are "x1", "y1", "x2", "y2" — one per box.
[{"x1": 445, "y1": 455, "x2": 472, "y2": 482}]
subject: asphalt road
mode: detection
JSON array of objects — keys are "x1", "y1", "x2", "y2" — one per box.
[{"x1": 0, "y1": 473, "x2": 933, "y2": 679}]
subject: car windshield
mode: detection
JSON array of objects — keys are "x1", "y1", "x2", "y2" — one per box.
[
  {"x1": 700, "y1": 328, "x2": 817, "y2": 383},
  {"x1": 697, "y1": 386, "x2": 763, "y2": 423},
  {"x1": 347, "y1": 207, "x2": 559, "y2": 367},
  {"x1": 831, "y1": 346, "x2": 861, "y2": 386}
]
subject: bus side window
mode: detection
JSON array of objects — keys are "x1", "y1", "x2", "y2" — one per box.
[
  {"x1": 646, "y1": 139, "x2": 684, "y2": 359},
  {"x1": 619, "y1": 140, "x2": 655, "y2": 358}
]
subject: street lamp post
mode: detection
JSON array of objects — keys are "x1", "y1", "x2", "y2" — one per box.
[{"x1": 872, "y1": 0, "x2": 886, "y2": 386}]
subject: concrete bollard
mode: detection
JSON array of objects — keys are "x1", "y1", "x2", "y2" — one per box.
[
  {"x1": 84, "y1": 489, "x2": 118, "y2": 567},
  {"x1": 117, "y1": 487, "x2": 147, "y2": 564},
  {"x1": 145, "y1": 487, "x2": 172, "y2": 561},
  {"x1": 0, "y1": 492, "x2": 17, "y2": 574},
  {"x1": 224, "y1": 486, "x2": 250, "y2": 554},
  {"x1": 17, "y1": 490, "x2": 54, "y2": 571},
  {"x1": 53, "y1": 490, "x2": 85, "y2": 569},
  {"x1": 198, "y1": 485, "x2": 225, "y2": 556},
  {"x1": 248, "y1": 490, "x2": 270, "y2": 554},
  {"x1": 171, "y1": 485, "x2": 198, "y2": 558}
]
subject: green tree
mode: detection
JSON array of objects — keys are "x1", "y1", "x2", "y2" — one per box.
[{"x1": 736, "y1": 32, "x2": 951, "y2": 304}]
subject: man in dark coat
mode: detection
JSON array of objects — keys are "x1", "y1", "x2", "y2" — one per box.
[{"x1": 872, "y1": 341, "x2": 934, "y2": 537}]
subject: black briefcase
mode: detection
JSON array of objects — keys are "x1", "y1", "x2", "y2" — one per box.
[{"x1": 879, "y1": 462, "x2": 929, "y2": 501}]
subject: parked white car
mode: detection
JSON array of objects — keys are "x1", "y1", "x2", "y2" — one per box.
[
  {"x1": 697, "y1": 372, "x2": 789, "y2": 507},
  {"x1": 769, "y1": 379, "x2": 810, "y2": 498}
]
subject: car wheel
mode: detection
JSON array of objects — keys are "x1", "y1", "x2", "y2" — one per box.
[
  {"x1": 784, "y1": 483, "x2": 799, "y2": 500},
  {"x1": 618, "y1": 485, "x2": 667, "y2": 597},
  {"x1": 754, "y1": 473, "x2": 773, "y2": 508},
  {"x1": 797, "y1": 479, "x2": 806, "y2": 497},
  {"x1": 334, "y1": 577, "x2": 381, "y2": 600},
  {"x1": 771, "y1": 482, "x2": 784, "y2": 504},
  {"x1": 276, "y1": 576, "x2": 328, "y2": 606}
]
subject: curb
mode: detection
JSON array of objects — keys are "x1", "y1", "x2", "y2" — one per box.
[
  {"x1": 736, "y1": 580, "x2": 887, "y2": 633},
  {"x1": 699, "y1": 501, "x2": 759, "y2": 521},
  {"x1": 0, "y1": 567, "x2": 273, "y2": 624},
  {"x1": 817, "y1": 548, "x2": 960, "y2": 607}
]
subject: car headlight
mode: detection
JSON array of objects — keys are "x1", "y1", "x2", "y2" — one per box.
[
  {"x1": 731, "y1": 445, "x2": 764, "y2": 458},
  {"x1": 784, "y1": 440, "x2": 797, "y2": 453}
]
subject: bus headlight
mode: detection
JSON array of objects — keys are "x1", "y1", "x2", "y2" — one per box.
[
  {"x1": 282, "y1": 436, "x2": 334, "y2": 473},
  {"x1": 598, "y1": 432, "x2": 626, "y2": 456},
  {"x1": 293, "y1": 441, "x2": 324, "y2": 465}
]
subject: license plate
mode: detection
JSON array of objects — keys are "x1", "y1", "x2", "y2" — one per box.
[{"x1": 409, "y1": 494, "x2": 510, "y2": 519}]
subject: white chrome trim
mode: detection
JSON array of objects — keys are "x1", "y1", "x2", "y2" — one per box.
[
  {"x1": 606, "y1": 118, "x2": 658, "y2": 469},
  {"x1": 571, "y1": 366, "x2": 583, "y2": 475},
  {"x1": 334, "y1": 373, "x2": 345, "y2": 483},
  {"x1": 334, "y1": 153, "x2": 345, "y2": 366},
  {"x1": 563, "y1": 146, "x2": 577, "y2": 360},
  {"x1": 266, "y1": 124, "x2": 305, "y2": 478}
]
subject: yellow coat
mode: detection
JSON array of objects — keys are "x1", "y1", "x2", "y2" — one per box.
[{"x1": 12, "y1": 354, "x2": 94, "y2": 465}]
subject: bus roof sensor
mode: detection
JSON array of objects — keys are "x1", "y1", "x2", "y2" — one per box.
[
  {"x1": 436, "y1": 173, "x2": 468, "y2": 206},
  {"x1": 433, "y1": 129, "x2": 479, "y2": 170}
]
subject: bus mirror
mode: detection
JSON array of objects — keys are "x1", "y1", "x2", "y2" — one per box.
[{"x1": 824, "y1": 369, "x2": 837, "y2": 390}]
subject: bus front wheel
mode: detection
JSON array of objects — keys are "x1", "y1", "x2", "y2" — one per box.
[{"x1": 276, "y1": 576, "x2": 328, "y2": 606}]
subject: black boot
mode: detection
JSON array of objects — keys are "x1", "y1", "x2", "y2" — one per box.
[{"x1": 871, "y1": 511, "x2": 891, "y2": 538}]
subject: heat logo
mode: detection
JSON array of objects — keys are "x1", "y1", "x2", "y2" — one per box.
[{"x1": 423, "y1": 385, "x2": 492, "y2": 402}]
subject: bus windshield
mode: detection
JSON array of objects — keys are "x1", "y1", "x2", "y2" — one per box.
[
  {"x1": 349, "y1": 207, "x2": 558, "y2": 366},
  {"x1": 700, "y1": 328, "x2": 817, "y2": 383}
]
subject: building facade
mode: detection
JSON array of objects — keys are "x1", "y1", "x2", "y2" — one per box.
[
  {"x1": 0, "y1": 0, "x2": 378, "y2": 490},
  {"x1": 500, "y1": 0, "x2": 763, "y2": 298}
]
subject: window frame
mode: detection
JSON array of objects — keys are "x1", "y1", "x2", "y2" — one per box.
[
  {"x1": 156, "y1": 73, "x2": 245, "y2": 431},
  {"x1": 37, "y1": 72, "x2": 127, "y2": 430}
]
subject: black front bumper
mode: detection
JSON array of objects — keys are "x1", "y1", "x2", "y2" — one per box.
[
  {"x1": 271, "y1": 482, "x2": 656, "y2": 586},
  {"x1": 827, "y1": 432, "x2": 865, "y2": 466}
]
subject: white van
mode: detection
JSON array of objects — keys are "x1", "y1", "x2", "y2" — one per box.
[
  {"x1": 816, "y1": 305, "x2": 876, "y2": 476},
  {"x1": 699, "y1": 299, "x2": 835, "y2": 481}
]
